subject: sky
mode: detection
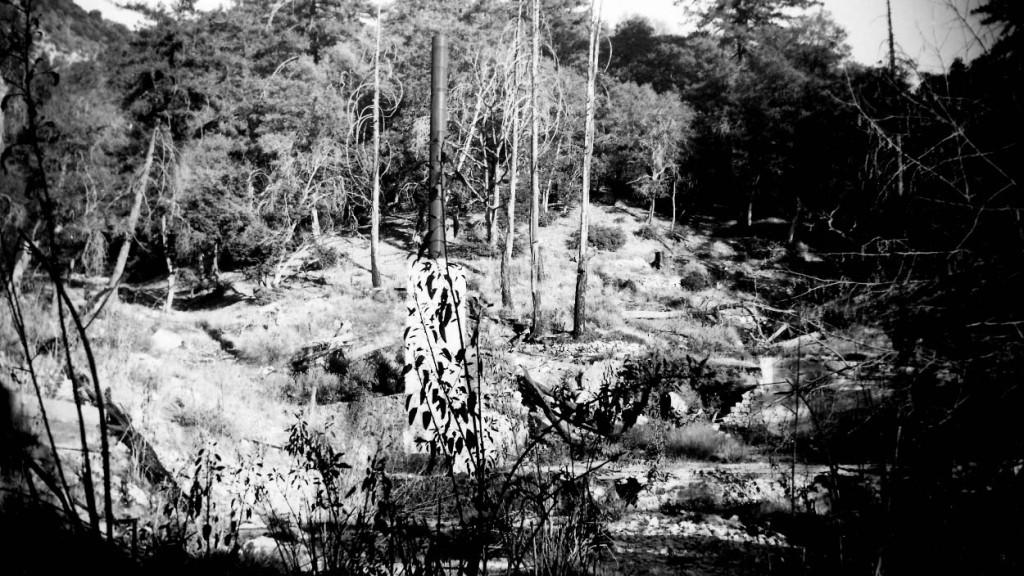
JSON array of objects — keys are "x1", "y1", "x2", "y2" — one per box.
[{"x1": 72, "y1": 0, "x2": 996, "y2": 72}]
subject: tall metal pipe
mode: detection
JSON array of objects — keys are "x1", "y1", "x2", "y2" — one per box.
[{"x1": 428, "y1": 34, "x2": 449, "y2": 259}]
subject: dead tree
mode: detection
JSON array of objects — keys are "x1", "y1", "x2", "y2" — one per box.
[
  {"x1": 370, "y1": 3, "x2": 384, "y2": 287},
  {"x1": 501, "y1": 0, "x2": 525, "y2": 310},
  {"x1": 573, "y1": 0, "x2": 601, "y2": 338},
  {"x1": 108, "y1": 128, "x2": 158, "y2": 291},
  {"x1": 529, "y1": 0, "x2": 545, "y2": 336}
]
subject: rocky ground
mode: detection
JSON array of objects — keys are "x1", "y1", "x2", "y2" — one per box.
[{"x1": 4, "y1": 202, "x2": 893, "y2": 574}]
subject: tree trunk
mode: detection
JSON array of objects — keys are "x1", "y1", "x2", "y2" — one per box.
[
  {"x1": 370, "y1": 4, "x2": 383, "y2": 288},
  {"x1": 10, "y1": 239, "x2": 32, "y2": 296},
  {"x1": 8, "y1": 223, "x2": 39, "y2": 297},
  {"x1": 501, "y1": 1, "x2": 525, "y2": 310},
  {"x1": 488, "y1": 160, "x2": 500, "y2": 248},
  {"x1": 788, "y1": 196, "x2": 802, "y2": 245},
  {"x1": 311, "y1": 206, "x2": 321, "y2": 239},
  {"x1": 542, "y1": 174, "x2": 552, "y2": 215},
  {"x1": 109, "y1": 129, "x2": 158, "y2": 290},
  {"x1": 0, "y1": 79, "x2": 6, "y2": 155},
  {"x1": 887, "y1": 0, "x2": 905, "y2": 200},
  {"x1": 573, "y1": 0, "x2": 601, "y2": 339},
  {"x1": 427, "y1": 36, "x2": 448, "y2": 259},
  {"x1": 671, "y1": 178, "x2": 677, "y2": 232},
  {"x1": 485, "y1": 154, "x2": 499, "y2": 247},
  {"x1": 211, "y1": 242, "x2": 220, "y2": 281},
  {"x1": 161, "y1": 216, "x2": 175, "y2": 313},
  {"x1": 529, "y1": 0, "x2": 544, "y2": 336},
  {"x1": 648, "y1": 195, "x2": 656, "y2": 225}
]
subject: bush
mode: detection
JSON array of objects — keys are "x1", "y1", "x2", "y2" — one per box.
[
  {"x1": 343, "y1": 349, "x2": 404, "y2": 396},
  {"x1": 168, "y1": 396, "x2": 235, "y2": 438},
  {"x1": 634, "y1": 224, "x2": 663, "y2": 241},
  {"x1": 665, "y1": 422, "x2": 748, "y2": 462},
  {"x1": 282, "y1": 366, "x2": 363, "y2": 404},
  {"x1": 312, "y1": 243, "x2": 341, "y2": 269},
  {"x1": 566, "y1": 224, "x2": 627, "y2": 252},
  {"x1": 620, "y1": 420, "x2": 667, "y2": 460},
  {"x1": 538, "y1": 209, "x2": 558, "y2": 227},
  {"x1": 237, "y1": 329, "x2": 294, "y2": 365},
  {"x1": 678, "y1": 261, "x2": 712, "y2": 291}
]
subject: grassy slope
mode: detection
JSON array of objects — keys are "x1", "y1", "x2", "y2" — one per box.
[{"x1": 2, "y1": 200, "x2": 847, "y2": 526}]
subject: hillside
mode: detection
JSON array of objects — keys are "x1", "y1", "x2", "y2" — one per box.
[
  {"x1": 3, "y1": 202, "x2": 898, "y2": 575},
  {"x1": 32, "y1": 0, "x2": 130, "y2": 64}
]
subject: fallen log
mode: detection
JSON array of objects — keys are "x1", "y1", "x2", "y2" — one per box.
[
  {"x1": 289, "y1": 334, "x2": 356, "y2": 372},
  {"x1": 517, "y1": 369, "x2": 573, "y2": 444},
  {"x1": 289, "y1": 334, "x2": 400, "y2": 373},
  {"x1": 776, "y1": 331, "x2": 822, "y2": 350},
  {"x1": 102, "y1": 391, "x2": 180, "y2": 498},
  {"x1": 345, "y1": 337, "x2": 400, "y2": 362},
  {"x1": 72, "y1": 383, "x2": 180, "y2": 498},
  {"x1": 516, "y1": 368, "x2": 651, "y2": 441},
  {"x1": 623, "y1": 310, "x2": 687, "y2": 320}
]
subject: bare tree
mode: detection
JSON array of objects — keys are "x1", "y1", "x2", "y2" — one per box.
[
  {"x1": 370, "y1": 3, "x2": 383, "y2": 288},
  {"x1": 530, "y1": 0, "x2": 545, "y2": 336},
  {"x1": 573, "y1": 0, "x2": 602, "y2": 339},
  {"x1": 108, "y1": 127, "x2": 158, "y2": 290},
  {"x1": 501, "y1": 0, "x2": 526, "y2": 310}
]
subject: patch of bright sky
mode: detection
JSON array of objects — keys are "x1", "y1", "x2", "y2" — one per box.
[
  {"x1": 74, "y1": 0, "x2": 997, "y2": 72},
  {"x1": 603, "y1": 0, "x2": 994, "y2": 72}
]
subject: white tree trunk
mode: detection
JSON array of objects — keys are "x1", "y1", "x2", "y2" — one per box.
[
  {"x1": 501, "y1": 0, "x2": 525, "y2": 310},
  {"x1": 161, "y1": 215, "x2": 175, "y2": 313},
  {"x1": 370, "y1": 4, "x2": 383, "y2": 288},
  {"x1": 109, "y1": 129, "x2": 158, "y2": 290},
  {"x1": 573, "y1": 0, "x2": 602, "y2": 338},
  {"x1": 530, "y1": 0, "x2": 544, "y2": 336}
]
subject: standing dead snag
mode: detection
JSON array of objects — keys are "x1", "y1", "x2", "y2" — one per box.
[
  {"x1": 109, "y1": 128, "x2": 158, "y2": 292},
  {"x1": 529, "y1": 0, "x2": 545, "y2": 336},
  {"x1": 500, "y1": 0, "x2": 525, "y2": 310},
  {"x1": 401, "y1": 36, "x2": 511, "y2": 473},
  {"x1": 573, "y1": 0, "x2": 602, "y2": 339},
  {"x1": 370, "y1": 3, "x2": 384, "y2": 288}
]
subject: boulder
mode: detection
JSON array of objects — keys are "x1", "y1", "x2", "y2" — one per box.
[
  {"x1": 708, "y1": 240, "x2": 736, "y2": 259},
  {"x1": 578, "y1": 359, "x2": 624, "y2": 397},
  {"x1": 660, "y1": 390, "x2": 690, "y2": 422},
  {"x1": 242, "y1": 536, "x2": 280, "y2": 558},
  {"x1": 149, "y1": 329, "x2": 183, "y2": 353}
]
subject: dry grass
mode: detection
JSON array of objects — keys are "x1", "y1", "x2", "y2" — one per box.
[
  {"x1": 0, "y1": 292, "x2": 54, "y2": 357},
  {"x1": 168, "y1": 395, "x2": 236, "y2": 438},
  {"x1": 665, "y1": 422, "x2": 749, "y2": 462}
]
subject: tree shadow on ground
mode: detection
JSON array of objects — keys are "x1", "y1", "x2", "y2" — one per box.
[{"x1": 601, "y1": 532, "x2": 807, "y2": 576}]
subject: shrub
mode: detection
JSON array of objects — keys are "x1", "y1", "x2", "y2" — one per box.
[
  {"x1": 588, "y1": 294, "x2": 624, "y2": 330},
  {"x1": 566, "y1": 224, "x2": 627, "y2": 252},
  {"x1": 282, "y1": 366, "x2": 363, "y2": 404},
  {"x1": 91, "y1": 306, "x2": 151, "y2": 353},
  {"x1": 236, "y1": 329, "x2": 295, "y2": 365},
  {"x1": 538, "y1": 209, "x2": 558, "y2": 227},
  {"x1": 634, "y1": 224, "x2": 663, "y2": 241},
  {"x1": 312, "y1": 243, "x2": 341, "y2": 269},
  {"x1": 343, "y1": 349, "x2": 404, "y2": 396},
  {"x1": 665, "y1": 422, "x2": 748, "y2": 462},
  {"x1": 168, "y1": 396, "x2": 235, "y2": 438},
  {"x1": 620, "y1": 420, "x2": 667, "y2": 460},
  {"x1": 678, "y1": 261, "x2": 711, "y2": 291}
]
